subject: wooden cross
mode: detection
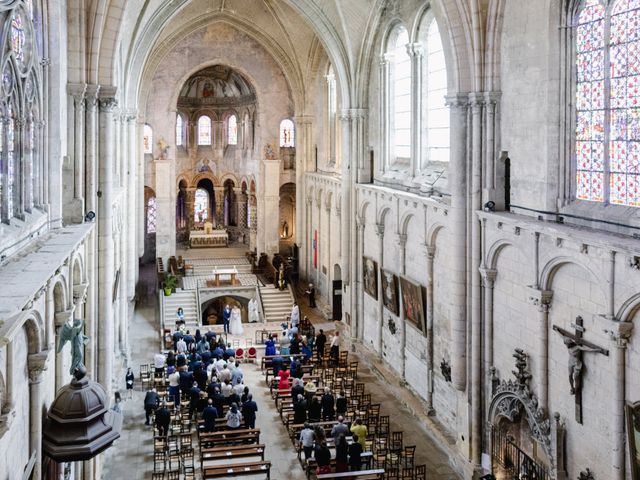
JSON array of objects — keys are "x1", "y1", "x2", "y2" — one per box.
[{"x1": 553, "y1": 316, "x2": 609, "y2": 424}]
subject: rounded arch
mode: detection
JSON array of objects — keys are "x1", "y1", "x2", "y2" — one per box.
[
  {"x1": 485, "y1": 238, "x2": 519, "y2": 270},
  {"x1": 219, "y1": 172, "x2": 239, "y2": 186},
  {"x1": 20, "y1": 310, "x2": 44, "y2": 355},
  {"x1": 192, "y1": 171, "x2": 220, "y2": 188},
  {"x1": 358, "y1": 200, "x2": 372, "y2": 224},
  {"x1": 176, "y1": 175, "x2": 189, "y2": 190},
  {"x1": 399, "y1": 212, "x2": 415, "y2": 236},
  {"x1": 617, "y1": 292, "x2": 640, "y2": 323},
  {"x1": 71, "y1": 255, "x2": 84, "y2": 286},
  {"x1": 426, "y1": 222, "x2": 445, "y2": 249},
  {"x1": 325, "y1": 190, "x2": 334, "y2": 210},
  {"x1": 376, "y1": 205, "x2": 392, "y2": 226},
  {"x1": 50, "y1": 275, "x2": 69, "y2": 313},
  {"x1": 539, "y1": 256, "x2": 603, "y2": 295}
]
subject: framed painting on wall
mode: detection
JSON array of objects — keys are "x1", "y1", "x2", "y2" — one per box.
[
  {"x1": 627, "y1": 402, "x2": 640, "y2": 480},
  {"x1": 381, "y1": 269, "x2": 399, "y2": 315},
  {"x1": 399, "y1": 276, "x2": 425, "y2": 332},
  {"x1": 363, "y1": 257, "x2": 378, "y2": 299}
]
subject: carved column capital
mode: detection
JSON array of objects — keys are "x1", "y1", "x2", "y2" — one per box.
[
  {"x1": 73, "y1": 283, "x2": 89, "y2": 307},
  {"x1": 527, "y1": 287, "x2": 553, "y2": 312},
  {"x1": 480, "y1": 268, "x2": 498, "y2": 288},
  {"x1": 406, "y1": 42, "x2": 423, "y2": 58},
  {"x1": 606, "y1": 321, "x2": 634, "y2": 348},
  {"x1": 55, "y1": 308, "x2": 75, "y2": 328},
  {"x1": 445, "y1": 93, "x2": 469, "y2": 110},
  {"x1": 98, "y1": 97, "x2": 118, "y2": 113},
  {"x1": 398, "y1": 233, "x2": 407, "y2": 248},
  {"x1": 425, "y1": 244, "x2": 435, "y2": 259},
  {"x1": 28, "y1": 350, "x2": 50, "y2": 384},
  {"x1": 375, "y1": 223, "x2": 385, "y2": 237}
]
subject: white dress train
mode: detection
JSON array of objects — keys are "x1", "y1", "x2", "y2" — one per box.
[{"x1": 230, "y1": 306, "x2": 244, "y2": 335}]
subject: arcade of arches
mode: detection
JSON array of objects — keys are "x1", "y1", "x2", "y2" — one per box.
[{"x1": 2, "y1": 1, "x2": 640, "y2": 479}]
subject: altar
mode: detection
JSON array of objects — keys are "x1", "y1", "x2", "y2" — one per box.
[
  {"x1": 206, "y1": 267, "x2": 239, "y2": 287},
  {"x1": 189, "y1": 229, "x2": 228, "y2": 248}
]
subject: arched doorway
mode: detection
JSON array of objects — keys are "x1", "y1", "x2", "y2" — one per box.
[
  {"x1": 223, "y1": 179, "x2": 236, "y2": 227},
  {"x1": 201, "y1": 296, "x2": 248, "y2": 326},
  {"x1": 143, "y1": 186, "x2": 157, "y2": 263},
  {"x1": 279, "y1": 182, "x2": 296, "y2": 255}
]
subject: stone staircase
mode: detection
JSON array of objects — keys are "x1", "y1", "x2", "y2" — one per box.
[
  {"x1": 259, "y1": 285, "x2": 295, "y2": 323},
  {"x1": 184, "y1": 257, "x2": 252, "y2": 276},
  {"x1": 162, "y1": 289, "x2": 199, "y2": 331}
]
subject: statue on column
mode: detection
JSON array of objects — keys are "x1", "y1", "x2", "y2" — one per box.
[{"x1": 57, "y1": 318, "x2": 90, "y2": 375}]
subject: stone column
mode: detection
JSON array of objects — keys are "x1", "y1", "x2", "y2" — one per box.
[
  {"x1": 306, "y1": 196, "x2": 313, "y2": 280},
  {"x1": 315, "y1": 194, "x2": 321, "y2": 290},
  {"x1": 4, "y1": 343, "x2": 14, "y2": 414},
  {"x1": 611, "y1": 321, "x2": 633, "y2": 480},
  {"x1": 97, "y1": 93, "x2": 117, "y2": 394},
  {"x1": 407, "y1": 43, "x2": 423, "y2": 176},
  {"x1": 214, "y1": 186, "x2": 224, "y2": 226},
  {"x1": 261, "y1": 159, "x2": 281, "y2": 255},
  {"x1": 325, "y1": 201, "x2": 332, "y2": 304},
  {"x1": 28, "y1": 351, "x2": 49, "y2": 480},
  {"x1": 528, "y1": 289, "x2": 553, "y2": 410},
  {"x1": 339, "y1": 112, "x2": 352, "y2": 287},
  {"x1": 379, "y1": 55, "x2": 391, "y2": 175},
  {"x1": 355, "y1": 219, "x2": 365, "y2": 341},
  {"x1": 137, "y1": 119, "x2": 145, "y2": 258},
  {"x1": 185, "y1": 187, "x2": 196, "y2": 232},
  {"x1": 237, "y1": 191, "x2": 248, "y2": 228},
  {"x1": 294, "y1": 116, "x2": 313, "y2": 279},
  {"x1": 480, "y1": 268, "x2": 497, "y2": 379},
  {"x1": 425, "y1": 244, "x2": 436, "y2": 415},
  {"x1": 445, "y1": 94, "x2": 468, "y2": 391},
  {"x1": 376, "y1": 223, "x2": 384, "y2": 356},
  {"x1": 233, "y1": 187, "x2": 242, "y2": 227},
  {"x1": 126, "y1": 111, "x2": 138, "y2": 301},
  {"x1": 398, "y1": 234, "x2": 407, "y2": 379},
  {"x1": 69, "y1": 84, "x2": 86, "y2": 208}
]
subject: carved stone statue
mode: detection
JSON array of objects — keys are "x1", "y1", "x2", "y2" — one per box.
[{"x1": 57, "y1": 318, "x2": 90, "y2": 375}]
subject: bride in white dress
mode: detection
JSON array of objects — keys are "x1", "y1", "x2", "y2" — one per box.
[{"x1": 229, "y1": 305, "x2": 244, "y2": 335}]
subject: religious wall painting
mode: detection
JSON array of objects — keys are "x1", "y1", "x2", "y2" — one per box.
[
  {"x1": 202, "y1": 81, "x2": 214, "y2": 98},
  {"x1": 399, "y1": 276, "x2": 425, "y2": 332},
  {"x1": 363, "y1": 257, "x2": 378, "y2": 299},
  {"x1": 380, "y1": 269, "x2": 399, "y2": 315},
  {"x1": 197, "y1": 157, "x2": 213, "y2": 173},
  {"x1": 628, "y1": 402, "x2": 640, "y2": 480},
  {"x1": 264, "y1": 143, "x2": 276, "y2": 160}
]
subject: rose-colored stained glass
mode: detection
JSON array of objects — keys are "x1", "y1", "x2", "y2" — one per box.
[{"x1": 608, "y1": 0, "x2": 640, "y2": 205}]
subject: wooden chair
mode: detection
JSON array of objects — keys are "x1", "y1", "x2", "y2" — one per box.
[
  {"x1": 181, "y1": 447, "x2": 194, "y2": 469},
  {"x1": 183, "y1": 465, "x2": 195, "y2": 480},
  {"x1": 165, "y1": 471, "x2": 179, "y2": 480},
  {"x1": 235, "y1": 347, "x2": 245, "y2": 362},
  {"x1": 378, "y1": 416, "x2": 390, "y2": 438},
  {"x1": 153, "y1": 451, "x2": 165, "y2": 472},
  {"x1": 247, "y1": 346, "x2": 257, "y2": 363},
  {"x1": 402, "y1": 445, "x2": 415, "y2": 468},
  {"x1": 390, "y1": 431, "x2": 403, "y2": 454},
  {"x1": 151, "y1": 473, "x2": 164, "y2": 480},
  {"x1": 372, "y1": 447, "x2": 387, "y2": 469},
  {"x1": 414, "y1": 464, "x2": 426, "y2": 480},
  {"x1": 179, "y1": 433, "x2": 192, "y2": 450},
  {"x1": 386, "y1": 467, "x2": 400, "y2": 480},
  {"x1": 400, "y1": 466, "x2": 414, "y2": 479}
]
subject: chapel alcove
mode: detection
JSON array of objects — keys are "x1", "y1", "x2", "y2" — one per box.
[{"x1": 201, "y1": 296, "x2": 248, "y2": 326}]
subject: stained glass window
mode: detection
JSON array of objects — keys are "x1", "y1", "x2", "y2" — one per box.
[
  {"x1": 143, "y1": 124, "x2": 153, "y2": 154},
  {"x1": 574, "y1": 0, "x2": 640, "y2": 206},
  {"x1": 392, "y1": 27, "x2": 411, "y2": 159},
  {"x1": 10, "y1": 13, "x2": 25, "y2": 66},
  {"x1": 609, "y1": 0, "x2": 640, "y2": 206},
  {"x1": 198, "y1": 116, "x2": 211, "y2": 146},
  {"x1": 7, "y1": 107, "x2": 14, "y2": 216},
  {"x1": 280, "y1": 119, "x2": 295, "y2": 147},
  {"x1": 426, "y1": 19, "x2": 450, "y2": 162},
  {"x1": 176, "y1": 114, "x2": 183, "y2": 146},
  {"x1": 228, "y1": 115, "x2": 237, "y2": 145},
  {"x1": 147, "y1": 196, "x2": 157, "y2": 233},
  {"x1": 194, "y1": 188, "x2": 209, "y2": 221}
]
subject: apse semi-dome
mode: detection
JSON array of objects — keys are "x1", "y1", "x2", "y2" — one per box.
[{"x1": 178, "y1": 65, "x2": 256, "y2": 107}]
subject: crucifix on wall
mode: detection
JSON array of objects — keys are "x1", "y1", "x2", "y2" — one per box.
[{"x1": 553, "y1": 316, "x2": 609, "y2": 424}]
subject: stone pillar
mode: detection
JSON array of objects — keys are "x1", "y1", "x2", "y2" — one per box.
[
  {"x1": 185, "y1": 187, "x2": 196, "y2": 231},
  {"x1": 407, "y1": 43, "x2": 423, "y2": 176},
  {"x1": 611, "y1": 321, "x2": 633, "y2": 480},
  {"x1": 261, "y1": 158, "x2": 281, "y2": 255},
  {"x1": 529, "y1": 289, "x2": 553, "y2": 411},
  {"x1": 375, "y1": 223, "x2": 384, "y2": 356},
  {"x1": 480, "y1": 266, "x2": 497, "y2": 438},
  {"x1": 97, "y1": 93, "x2": 117, "y2": 394},
  {"x1": 137, "y1": 119, "x2": 145, "y2": 258},
  {"x1": 355, "y1": 219, "x2": 365, "y2": 340},
  {"x1": 379, "y1": 55, "x2": 391, "y2": 175},
  {"x1": 4, "y1": 343, "x2": 14, "y2": 413},
  {"x1": 445, "y1": 94, "x2": 468, "y2": 391},
  {"x1": 398, "y1": 233, "x2": 407, "y2": 379},
  {"x1": 315, "y1": 194, "x2": 321, "y2": 290},
  {"x1": 425, "y1": 244, "x2": 436, "y2": 415},
  {"x1": 214, "y1": 186, "x2": 224, "y2": 226},
  {"x1": 294, "y1": 115, "x2": 313, "y2": 279},
  {"x1": 325, "y1": 200, "x2": 332, "y2": 304},
  {"x1": 155, "y1": 154, "x2": 176, "y2": 260},
  {"x1": 126, "y1": 111, "x2": 138, "y2": 301},
  {"x1": 237, "y1": 191, "x2": 248, "y2": 228},
  {"x1": 70, "y1": 84, "x2": 86, "y2": 207},
  {"x1": 306, "y1": 196, "x2": 313, "y2": 280},
  {"x1": 233, "y1": 187, "x2": 242, "y2": 227},
  {"x1": 28, "y1": 351, "x2": 49, "y2": 480}
]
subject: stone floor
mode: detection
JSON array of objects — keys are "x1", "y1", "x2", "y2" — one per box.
[{"x1": 102, "y1": 251, "x2": 461, "y2": 479}]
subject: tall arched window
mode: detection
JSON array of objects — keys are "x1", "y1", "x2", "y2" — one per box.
[
  {"x1": 280, "y1": 119, "x2": 295, "y2": 147},
  {"x1": 147, "y1": 196, "x2": 157, "y2": 233},
  {"x1": 228, "y1": 115, "x2": 238, "y2": 145},
  {"x1": 326, "y1": 65, "x2": 337, "y2": 165},
  {"x1": 425, "y1": 19, "x2": 450, "y2": 163},
  {"x1": 198, "y1": 115, "x2": 212, "y2": 146},
  {"x1": 0, "y1": 1, "x2": 43, "y2": 223},
  {"x1": 575, "y1": 0, "x2": 640, "y2": 206},
  {"x1": 194, "y1": 188, "x2": 209, "y2": 221},
  {"x1": 391, "y1": 26, "x2": 411, "y2": 160},
  {"x1": 143, "y1": 124, "x2": 153, "y2": 154},
  {"x1": 176, "y1": 114, "x2": 184, "y2": 146}
]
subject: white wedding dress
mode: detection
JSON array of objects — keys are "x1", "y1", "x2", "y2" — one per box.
[{"x1": 230, "y1": 306, "x2": 244, "y2": 335}]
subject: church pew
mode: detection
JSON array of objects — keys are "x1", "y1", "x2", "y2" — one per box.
[
  {"x1": 200, "y1": 444, "x2": 266, "y2": 470},
  {"x1": 202, "y1": 460, "x2": 272, "y2": 480},
  {"x1": 198, "y1": 428, "x2": 260, "y2": 449},
  {"x1": 315, "y1": 469, "x2": 384, "y2": 480},
  {"x1": 304, "y1": 453, "x2": 373, "y2": 479},
  {"x1": 261, "y1": 353, "x2": 307, "y2": 371}
]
